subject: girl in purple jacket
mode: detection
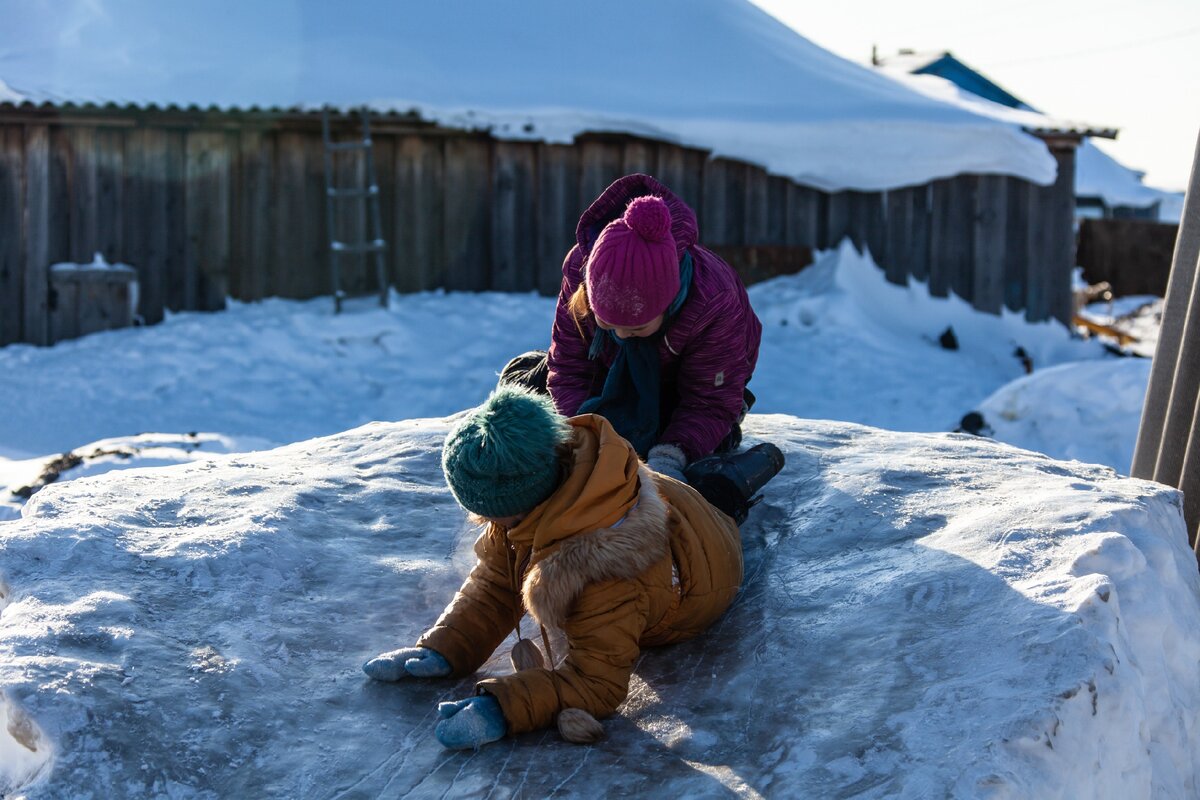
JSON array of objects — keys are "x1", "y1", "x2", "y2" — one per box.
[{"x1": 502, "y1": 174, "x2": 780, "y2": 520}]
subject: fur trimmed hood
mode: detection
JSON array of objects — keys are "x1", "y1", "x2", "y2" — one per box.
[{"x1": 521, "y1": 463, "x2": 669, "y2": 629}]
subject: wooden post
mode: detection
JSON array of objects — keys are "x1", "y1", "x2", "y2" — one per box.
[
  {"x1": 1128, "y1": 128, "x2": 1195, "y2": 489},
  {"x1": 23, "y1": 125, "x2": 51, "y2": 346},
  {"x1": 1045, "y1": 145, "x2": 1076, "y2": 325}
]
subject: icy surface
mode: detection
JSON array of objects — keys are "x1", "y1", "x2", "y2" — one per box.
[
  {"x1": 0, "y1": 0, "x2": 1055, "y2": 190},
  {"x1": 1, "y1": 415, "x2": 1197, "y2": 797}
]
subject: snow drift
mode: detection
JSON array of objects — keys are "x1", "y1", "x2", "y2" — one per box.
[{"x1": 0, "y1": 414, "x2": 1197, "y2": 797}]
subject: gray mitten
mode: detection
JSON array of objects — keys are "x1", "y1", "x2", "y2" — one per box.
[
  {"x1": 362, "y1": 646, "x2": 451, "y2": 681},
  {"x1": 646, "y1": 443, "x2": 688, "y2": 481}
]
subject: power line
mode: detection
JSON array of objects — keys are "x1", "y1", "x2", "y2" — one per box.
[{"x1": 985, "y1": 24, "x2": 1200, "y2": 68}]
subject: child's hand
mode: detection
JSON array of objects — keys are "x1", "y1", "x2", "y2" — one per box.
[
  {"x1": 434, "y1": 694, "x2": 507, "y2": 750},
  {"x1": 647, "y1": 443, "x2": 687, "y2": 481},
  {"x1": 362, "y1": 647, "x2": 451, "y2": 681}
]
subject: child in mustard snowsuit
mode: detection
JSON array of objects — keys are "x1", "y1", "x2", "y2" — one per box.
[{"x1": 363, "y1": 387, "x2": 744, "y2": 748}]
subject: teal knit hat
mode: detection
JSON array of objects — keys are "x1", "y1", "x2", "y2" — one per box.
[{"x1": 442, "y1": 387, "x2": 574, "y2": 519}]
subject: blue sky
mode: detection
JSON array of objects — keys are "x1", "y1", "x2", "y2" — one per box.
[{"x1": 752, "y1": 0, "x2": 1199, "y2": 190}]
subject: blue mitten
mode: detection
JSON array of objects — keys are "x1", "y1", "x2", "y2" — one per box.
[
  {"x1": 362, "y1": 647, "x2": 451, "y2": 681},
  {"x1": 647, "y1": 443, "x2": 688, "y2": 482},
  {"x1": 434, "y1": 694, "x2": 507, "y2": 750}
]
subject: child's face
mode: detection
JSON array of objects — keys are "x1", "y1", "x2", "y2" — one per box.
[{"x1": 594, "y1": 312, "x2": 665, "y2": 340}]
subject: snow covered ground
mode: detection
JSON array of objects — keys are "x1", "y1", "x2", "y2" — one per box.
[
  {"x1": 0, "y1": 242, "x2": 1121, "y2": 520},
  {"x1": 1, "y1": 414, "x2": 1197, "y2": 798}
]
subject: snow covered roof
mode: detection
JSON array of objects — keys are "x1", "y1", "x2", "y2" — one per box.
[
  {"x1": 0, "y1": 0, "x2": 1058, "y2": 191},
  {"x1": 875, "y1": 66, "x2": 1117, "y2": 141},
  {"x1": 874, "y1": 53, "x2": 1179, "y2": 212}
]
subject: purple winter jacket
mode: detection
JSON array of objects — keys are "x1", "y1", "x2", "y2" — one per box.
[{"x1": 546, "y1": 174, "x2": 763, "y2": 461}]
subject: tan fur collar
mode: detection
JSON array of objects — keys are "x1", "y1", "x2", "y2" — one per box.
[{"x1": 521, "y1": 464, "x2": 669, "y2": 629}]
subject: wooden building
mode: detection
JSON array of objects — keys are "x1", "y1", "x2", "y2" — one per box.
[{"x1": 0, "y1": 100, "x2": 1082, "y2": 347}]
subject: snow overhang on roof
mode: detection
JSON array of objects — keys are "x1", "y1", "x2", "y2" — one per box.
[
  {"x1": 875, "y1": 67, "x2": 1118, "y2": 141},
  {"x1": 0, "y1": 0, "x2": 1062, "y2": 191}
]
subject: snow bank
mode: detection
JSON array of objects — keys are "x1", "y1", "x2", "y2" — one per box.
[
  {"x1": 0, "y1": 414, "x2": 1196, "y2": 797},
  {"x1": 749, "y1": 241, "x2": 1104, "y2": 432},
  {"x1": 0, "y1": 0, "x2": 1054, "y2": 191},
  {"x1": 976, "y1": 359, "x2": 1151, "y2": 474}
]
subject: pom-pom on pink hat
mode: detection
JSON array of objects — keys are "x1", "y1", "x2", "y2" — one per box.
[{"x1": 585, "y1": 195, "x2": 680, "y2": 328}]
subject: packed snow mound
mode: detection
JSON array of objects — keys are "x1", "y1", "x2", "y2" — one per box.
[
  {"x1": 1, "y1": 414, "x2": 1197, "y2": 797},
  {"x1": 0, "y1": 0, "x2": 1055, "y2": 190},
  {"x1": 976, "y1": 359, "x2": 1152, "y2": 474}
]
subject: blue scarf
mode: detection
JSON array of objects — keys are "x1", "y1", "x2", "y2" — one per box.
[{"x1": 578, "y1": 254, "x2": 693, "y2": 457}]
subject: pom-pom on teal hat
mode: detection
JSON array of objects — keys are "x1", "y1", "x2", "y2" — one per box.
[{"x1": 441, "y1": 387, "x2": 574, "y2": 519}]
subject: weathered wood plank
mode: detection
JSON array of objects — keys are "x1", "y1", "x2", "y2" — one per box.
[
  {"x1": 654, "y1": 146, "x2": 685, "y2": 196},
  {"x1": 825, "y1": 191, "x2": 852, "y2": 251},
  {"x1": 744, "y1": 165, "x2": 769, "y2": 245},
  {"x1": 909, "y1": 185, "x2": 932, "y2": 284},
  {"x1": 702, "y1": 158, "x2": 729, "y2": 245},
  {"x1": 443, "y1": 135, "x2": 491, "y2": 291},
  {"x1": 766, "y1": 176, "x2": 788, "y2": 246},
  {"x1": 491, "y1": 141, "x2": 538, "y2": 292},
  {"x1": 23, "y1": 125, "x2": 51, "y2": 345},
  {"x1": 578, "y1": 138, "x2": 623, "y2": 209},
  {"x1": 163, "y1": 130, "x2": 188, "y2": 311},
  {"x1": 393, "y1": 134, "x2": 446, "y2": 293},
  {"x1": 123, "y1": 128, "x2": 169, "y2": 323},
  {"x1": 67, "y1": 126, "x2": 98, "y2": 263},
  {"x1": 1003, "y1": 176, "x2": 1030, "y2": 313},
  {"x1": 184, "y1": 130, "x2": 232, "y2": 310},
  {"x1": 47, "y1": 127, "x2": 71, "y2": 268},
  {"x1": 972, "y1": 175, "x2": 1007, "y2": 314},
  {"x1": 786, "y1": 183, "x2": 822, "y2": 248},
  {"x1": 1025, "y1": 178, "x2": 1052, "y2": 322},
  {"x1": 230, "y1": 128, "x2": 272, "y2": 302},
  {"x1": 536, "y1": 143, "x2": 580, "y2": 296},
  {"x1": 372, "y1": 134, "x2": 396, "y2": 292},
  {"x1": 929, "y1": 177, "x2": 974, "y2": 300},
  {"x1": 884, "y1": 186, "x2": 934, "y2": 286},
  {"x1": 622, "y1": 139, "x2": 655, "y2": 177},
  {"x1": 677, "y1": 148, "x2": 707, "y2": 215},
  {"x1": 272, "y1": 131, "x2": 308, "y2": 300},
  {"x1": 854, "y1": 191, "x2": 888, "y2": 268},
  {"x1": 95, "y1": 127, "x2": 124, "y2": 263},
  {"x1": 0, "y1": 126, "x2": 22, "y2": 344},
  {"x1": 304, "y1": 132, "x2": 332, "y2": 300}
]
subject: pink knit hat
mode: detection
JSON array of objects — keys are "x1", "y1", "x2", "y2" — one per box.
[{"x1": 586, "y1": 195, "x2": 679, "y2": 327}]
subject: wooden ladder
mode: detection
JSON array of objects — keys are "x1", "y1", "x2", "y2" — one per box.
[{"x1": 321, "y1": 106, "x2": 389, "y2": 312}]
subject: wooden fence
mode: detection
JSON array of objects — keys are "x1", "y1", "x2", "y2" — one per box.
[
  {"x1": 1077, "y1": 217, "x2": 1180, "y2": 298},
  {"x1": 0, "y1": 104, "x2": 1077, "y2": 346}
]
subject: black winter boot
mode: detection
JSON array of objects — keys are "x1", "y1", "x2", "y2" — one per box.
[{"x1": 684, "y1": 442, "x2": 785, "y2": 525}]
